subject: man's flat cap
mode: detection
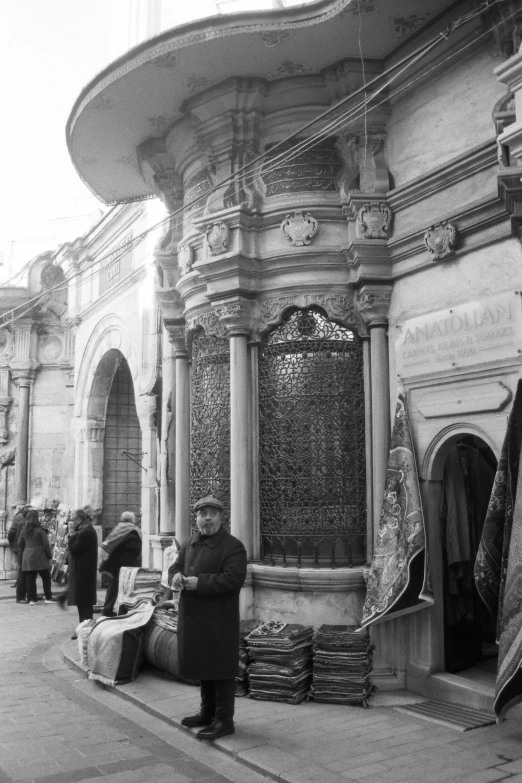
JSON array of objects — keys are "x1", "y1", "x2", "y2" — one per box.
[{"x1": 194, "y1": 495, "x2": 224, "y2": 512}]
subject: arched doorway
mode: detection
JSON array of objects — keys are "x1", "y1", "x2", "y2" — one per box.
[
  {"x1": 439, "y1": 434, "x2": 497, "y2": 674},
  {"x1": 102, "y1": 360, "x2": 142, "y2": 534}
]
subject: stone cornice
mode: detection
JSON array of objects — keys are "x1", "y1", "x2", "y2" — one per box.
[
  {"x1": 387, "y1": 139, "x2": 498, "y2": 214},
  {"x1": 250, "y1": 564, "x2": 368, "y2": 592}
]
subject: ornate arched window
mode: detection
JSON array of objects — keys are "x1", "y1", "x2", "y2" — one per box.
[
  {"x1": 190, "y1": 329, "x2": 230, "y2": 529},
  {"x1": 259, "y1": 307, "x2": 365, "y2": 567}
]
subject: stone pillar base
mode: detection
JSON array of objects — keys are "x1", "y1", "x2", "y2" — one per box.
[{"x1": 0, "y1": 540, "x2": 16, "y2": 580}]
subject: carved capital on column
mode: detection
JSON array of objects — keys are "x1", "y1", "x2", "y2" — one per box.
[
  {"x1": 356, "y1": 285, "x2": 392, "y2": 327},
  {"x1": 138, "y1": 139, "x2": 183, "y2": 252},
  {"x1": 165, "y1": 318, "x2": 188, "y2": 357},
  {"x1": 86, "y1": 418, "x2": 105, "y2": 442},
  {"x1": 214, "y1": 298, "x2": 253, "y2": 337},
  {"x1": 10, "y1": 366, "x2": 38, "y2": 388}
]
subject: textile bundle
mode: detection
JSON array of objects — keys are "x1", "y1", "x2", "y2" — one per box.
[
  {"x1": 114, "y1": 567, "x2": 162, "y2": 614},
  {"x1": 246, "y1": 621, "x2": 314, "y2": 704},
  {"x1": 361, "y1": 390, "x2": 433, "y2": 629},
  {"x1": 236, "y1": 619, "x2": 261, "y2": 697},
  {"x1": 475, "y1": 379, "x2": 522, "y2": 718},
  {"x1": 87, "y1": 598, "x2": 155, "y2": 686},
  {"x1": 310, "y1": 625, "x2": 374, "y2": 706},
  {"x1": 143, "y1": 606, "x2": 184, "y2": 682}
]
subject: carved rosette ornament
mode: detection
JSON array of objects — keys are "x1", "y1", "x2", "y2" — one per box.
[
  {"x1": 424, "y1": 221, "x2": 457, "y2": 260},
  {"x1": 177, "y1": 243, "x2": 193, "y2": 277},
  {"x1": 206, "y1": 221, "x2": 230, "y2": 257},
  {"x1": 356, "y1": 202, "x2": 392, "y2": 239},
  {"x1": 280, "y1": 212, "x2": 318, "y2": 247}
]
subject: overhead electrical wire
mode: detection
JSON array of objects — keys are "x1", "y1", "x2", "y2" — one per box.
[{"x1": 0, "y1": 0, "x2": 514, "y2": 329}]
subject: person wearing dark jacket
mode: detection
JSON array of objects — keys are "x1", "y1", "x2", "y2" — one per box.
[
  {"x1": 168, "y1": 495, "x2": 247, "y2": 741},
  {"x1": 99, "y1": 511, "x2": 142, "y2": 617},
  {"x1": 18, "y1": 510, "x2": 54, "y2": 605},
  {"x1": 8, "y1": 505, "x2": 28, "y2": 599},
  {"x1": 66, "y1": 508, "x2": 99, "y2": 637}
]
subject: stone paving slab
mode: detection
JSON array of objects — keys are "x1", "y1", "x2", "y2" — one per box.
[{"x1": 60, "y1": 634, "x2": 522, "y2": 783}]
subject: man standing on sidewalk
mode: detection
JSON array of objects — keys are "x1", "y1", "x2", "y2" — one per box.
[{"x1": 168, "y1": 496, "x2": 247, "y2": 741}]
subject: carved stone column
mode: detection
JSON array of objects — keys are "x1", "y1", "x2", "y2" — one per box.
[
  {"x1": 217, "y1": 301, "x2": 253, "y2": 559},
  {"x1": 249, "y1": 338, "x2": 260, "y2": 561},
  {"x1": 159, "y1": 326, "x2": 176, "y2": 535},
  {"x1": 85, "y1": 418, "x2": 105, "y2": 510},
  {"x1": 165, "y1": 317, "x2": 191, "y2": 546},
  {"x1": 136, "y1": 394, "x2": 159, "y2": 568},
  {"x1": 0, "y1": 370, "x2": 13, "y2": 446},
  {"x1": 356, "y1": 286, "x2": 392, "y2": 539},
  {"x1": 11, "y1": 368, "x2": 37, "y2": 505}
]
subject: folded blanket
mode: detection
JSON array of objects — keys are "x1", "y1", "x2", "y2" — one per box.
[{"x1": 87, "y1": 599, "x2": 155, "y2": 686}]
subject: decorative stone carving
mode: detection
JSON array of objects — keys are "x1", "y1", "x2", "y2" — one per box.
[
  {"x1": 11, "y1": 369, "x2": 37, "y2": 388},
  {"x1": 206, "y1": 221, "x2": 230, "y2": 257},
  {"x1": 39, "y1": 336, "x2": 63, "y2": 363},
  {"x1": 0, "y1": 447, "x2": 15, "y2": 468},
  {"x1": 261, "y1": 137, "x2": 342, "y2": 197},
  {"x1": 356, "y1": 287, "x2": 392, "y2": 327},
  {"x1": 41, "y1": 264, "x2": 65, "y2": 290},
  {"x1": 0, "y1": 394, "x2": 12, "y2": 446},
  {"x1": 356, "y1": 202, "x2": 392, "y2": 239},
  {"x1": 280, "y1": 212, "x2": 318, "y2": 247},
  {"x1": 424, "y1": 221, "x2": 457, "y2": 260},
  {"x1": 258, "y1": 292, "x2": 363, "y2": 334},
  {"x1": 86, "y1": 418, "x2": 105, "y2": 442},
  {"x1": 215, "y1": 302, "x2": 252, "y2": 335},
  {"x1": 185, "y1": 309, "x2": 227, "y2": 339},
  {"x1": 177, "y1": 243, "x2": 193, "y2": 277}
]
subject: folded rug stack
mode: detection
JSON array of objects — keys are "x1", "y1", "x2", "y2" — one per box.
[
  {"x1": 310, "y1": 625, "x2": 374, "y2": 706},
  {"x1": 246, "y1": 621, "x2": 314, "y2": 704},
  {"x1": 236, "y1": 619, "x2": 261, "y2": 697}
]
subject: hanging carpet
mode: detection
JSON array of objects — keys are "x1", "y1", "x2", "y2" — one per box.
[
  {"x1": 361, "y1": 390, "x2": 433, "y2": 629},
  {"x1": 475, "y1": 379, "x2": 522, "y2": 718}
]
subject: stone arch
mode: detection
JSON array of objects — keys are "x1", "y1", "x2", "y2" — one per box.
[
  {"x1": 421, "y1": 422, "x2": 500, "y2": 481},
  {"x1": 75, "y1": 314, "x2": 139, "y2": 420}
]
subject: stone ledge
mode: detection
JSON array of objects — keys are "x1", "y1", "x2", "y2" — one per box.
[{"x1": 250, "y1": 563, "x2": 368, "y2": 592}]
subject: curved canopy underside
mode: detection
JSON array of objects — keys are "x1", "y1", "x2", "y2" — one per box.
[{"x1": 66, "y1": 0, "x2": 457, "y2": 205}]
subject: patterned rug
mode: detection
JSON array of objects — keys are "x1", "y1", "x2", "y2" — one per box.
[
  {"x1": 361, "y1": 390, "x2": 433, "y2": 629},
  {"x1": 475, "y1": 379, "x2": 522, "y2": 718}
]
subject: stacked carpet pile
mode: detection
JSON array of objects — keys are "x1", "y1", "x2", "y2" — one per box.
[
  {"x1": 246, "y1": 621, "x2": 314, "y2": 704},
  {"x1": 310, "y1": 625, "x2": 374, "y2": 707},
  {"x1": 236, "y1": 619, "x2": 261, "y2": 697}
]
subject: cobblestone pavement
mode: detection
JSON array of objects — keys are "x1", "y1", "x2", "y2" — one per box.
[
  {"x1": 0, "y1": 597, "x2": 270, "y2": 783},
  {"x1": 5, "y1": 594, "x2": 522, "y2": 783}
]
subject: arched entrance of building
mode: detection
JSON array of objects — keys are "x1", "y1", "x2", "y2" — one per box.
[
  {"x1": 101, "y1": 358, "x2": 142, "y2": 535},
  {"x1": 437, "y1": 434, "x2": 498, "y2": 674}
]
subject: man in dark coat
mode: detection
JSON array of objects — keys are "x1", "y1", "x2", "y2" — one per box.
[
  {"x1": 8, "y1": 505, "x2": 31, "y2": 602},
  {"x1": 168, "y1": 495, "x2": 247, "y2": 741},
  {"x1": 99, "y1": 511, "x2": 142, "y2": 617},
  {"x1": 67, "y1": 508, "x2": 99, "y2": 635}
]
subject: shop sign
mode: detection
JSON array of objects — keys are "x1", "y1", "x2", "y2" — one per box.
[
  {"x1": 397, "y1": 293, "x2": 522, "y2": 377},
  {"x1": 99, "y1": 233, "x2": 133, "y2": 294}
]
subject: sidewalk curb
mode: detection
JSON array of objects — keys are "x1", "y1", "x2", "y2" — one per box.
[{"x1": 61, "y1": 642, "x2": 304, "y2": 783}]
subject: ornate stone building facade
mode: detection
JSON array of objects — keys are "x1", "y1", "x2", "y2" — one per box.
[{"x1": 2, "y1": 0, "x2": 516, "y2": 707}]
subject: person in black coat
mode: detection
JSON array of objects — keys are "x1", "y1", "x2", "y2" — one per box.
[
  {"x1": 67, "y1": 508, "x2": 98, "y2": 632},
  {"x1": 168, "y1": 495, "x2": 247, "y2": 741},
  {"x1": 8, "y1": 505, "x2": 30, "y2": 601},
  {"x1": 99, "y1": 511, "x2": 142, "y2": 617}
]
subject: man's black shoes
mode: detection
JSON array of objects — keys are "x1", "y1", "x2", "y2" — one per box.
[
  {"x1": 181, "y1": 712, "x2": 213, "y2": 728},
  {"x1": 196, "y1": 719, "x2": 235, "y2": 741}
]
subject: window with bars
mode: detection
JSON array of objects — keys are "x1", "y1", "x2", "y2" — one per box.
[
  {"x1": 190, "y1": 330, "x2": 231, "y2": 531},
  {"x1": 258, "y1": 307, "x2": 366, "y2": 567}
]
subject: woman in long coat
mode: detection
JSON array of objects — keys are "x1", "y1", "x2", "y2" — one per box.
[
  {"x1": 18, "y1": 509, "x2": 54, "y2": 605},
  {"x1": 67, "y1": 508, "x2": 98, "y2": 630}
]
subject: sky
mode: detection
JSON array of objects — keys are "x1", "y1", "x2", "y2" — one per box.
[{"x1": 0, "y1": 0, "x2": 318, "y2": 278}]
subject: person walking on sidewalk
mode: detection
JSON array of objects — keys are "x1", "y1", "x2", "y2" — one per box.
[
  {"x1": 66, "y1": 508, "x2": 98, "y2": 638},
  {"x1": 168, "y1": 495, "x2": 247, "y2": 741},
  {"x1": 98, "y1": 511, "x2": 142, "y2": 617},
  {"x1": 18, "y1": 510, "x2": 54, "y2": 606}
]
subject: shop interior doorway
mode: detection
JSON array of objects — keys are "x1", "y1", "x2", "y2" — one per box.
[{"x1": 440, "y1": 435, "x2": 497, "y2": 675}]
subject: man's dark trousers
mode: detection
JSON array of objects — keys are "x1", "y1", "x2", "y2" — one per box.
[
  {"x1": 200, "y1": 679, "x2": 235, "y2": 722},
  {"x1": 102, "y1": 574, "x2": 118, "y2": 617}
]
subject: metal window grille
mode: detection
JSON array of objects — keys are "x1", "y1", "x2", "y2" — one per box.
[
  {"x1": 190, "y1": 330, "x2": 231, "y2": 530},
  {"x1": 259, "y1": 307, "x2": 366, "y2": 567}
]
